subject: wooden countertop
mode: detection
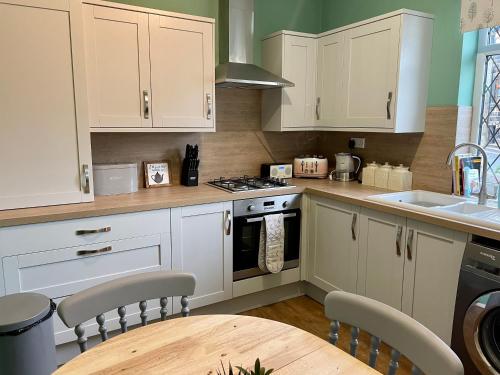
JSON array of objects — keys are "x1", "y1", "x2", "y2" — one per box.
[{"x1": 1, "y1": 179, "x2": 499, "y2": 240}]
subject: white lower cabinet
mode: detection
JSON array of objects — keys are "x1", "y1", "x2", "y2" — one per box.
[
  {"x1": 402, "y1": 220, "x2": 466, "y2": 344},
  {"x1": 305, "y1": 196, "x2": 467, "y2": 344},
  {"x1": 358, "y1": 209, "x2": 466, "y2": 344},
  {"x1": 0, "y1": 210, "x2": 172, "y2": 345},
  {"x1": 358, "y1": 209, "x2": 406, "y2": 310},
  {"x1": 171, "y1": 202, "x2": 233, "y2": 312},
  {"x1": 307, "y1": 196, "x2": 359, "y2": 293}
]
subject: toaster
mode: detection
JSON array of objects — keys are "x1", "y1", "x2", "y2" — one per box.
[{"x1": 293, "y1": 155, "x2": 329, "y2": 178}]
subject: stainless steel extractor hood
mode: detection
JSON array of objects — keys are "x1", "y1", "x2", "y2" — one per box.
[{"x1": 216, "y1": 0, "x2": 294, "y2": 89}]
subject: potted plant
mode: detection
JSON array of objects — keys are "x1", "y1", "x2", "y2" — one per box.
[{"x1": 216, "y1": 358, "x2": 273, "y2": 375}]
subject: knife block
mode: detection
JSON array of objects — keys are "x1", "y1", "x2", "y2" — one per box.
[{"x1": 181, "y1": 159, "x2": 198, "y2": 186}]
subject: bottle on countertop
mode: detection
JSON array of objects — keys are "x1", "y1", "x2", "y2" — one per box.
[
  {"x1": 362, "y1": 162, "x2": 379, "y2": 187},
  {"x1": 388, "y1": 164, "x2": 413, "y2": 191},
  {"x1": 374, "y1": 162, "x2": 392, "y2": 189}
]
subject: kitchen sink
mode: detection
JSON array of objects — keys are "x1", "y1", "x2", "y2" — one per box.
[
  {"x1": 367, "y1": 190, "x2": 466, "y2": 208},
  {"x1": 434, "y1": 202, "x2": 495, "y2": 215}
]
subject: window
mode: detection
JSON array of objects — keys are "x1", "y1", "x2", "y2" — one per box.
[{"x1": 472, "y1": 27, "x2": 500, "y2": 194}]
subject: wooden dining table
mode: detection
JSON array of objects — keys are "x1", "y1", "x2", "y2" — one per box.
[{"x1": 55, "y1": 315, "x2": 379, "y2": 374}]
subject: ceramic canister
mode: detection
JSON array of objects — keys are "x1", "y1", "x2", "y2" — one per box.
[
  {"x1": 374, "y1": 162, "x2": 392, "y2": 189},
  {"x1": 362, "y1": 162, "x2": 379, "y2": 186}
]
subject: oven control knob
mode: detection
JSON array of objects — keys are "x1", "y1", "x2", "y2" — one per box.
[
  {"x1": 282, "y1": 201, "x2": 289, "y2": 208},
  {"x1": 247, "y1": 205, "x2": 256, "y2": 212}
]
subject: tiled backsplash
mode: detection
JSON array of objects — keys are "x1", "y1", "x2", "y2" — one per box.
[{"x1": 91, "y1": 89, "x2": 462, "y2": 193}]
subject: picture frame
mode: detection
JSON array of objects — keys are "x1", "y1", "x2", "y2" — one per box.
[{"x1": 144, "y1": 160, "x2": 172, "y2": 188}]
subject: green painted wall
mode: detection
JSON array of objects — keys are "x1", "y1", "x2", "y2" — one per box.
[
  {"x1": 458, "y1": 31, "x2": 479, "y2": 106},
  {"x1": 253, "y1": 0, "x2": 323, "y2": 66},
  {"x1": 321, "y1": 0, "x2": 463, "y2": 107}
]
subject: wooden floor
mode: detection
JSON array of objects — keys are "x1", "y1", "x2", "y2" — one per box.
[{"x1": 240, "y1": 295, "x2": 412, "y2": 375}]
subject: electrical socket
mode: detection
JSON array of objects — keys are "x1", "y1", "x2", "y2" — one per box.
[{"x1": 350, "y1": 137, "x2": 366, "y2": 149}]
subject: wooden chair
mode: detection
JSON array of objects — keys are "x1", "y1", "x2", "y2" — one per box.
[
  {"x1": 324, "y1": 291, "x2": 463, "y2": 375},
  {"x1": 57, "y1": 271, "x2": 196, "y2": 353}
]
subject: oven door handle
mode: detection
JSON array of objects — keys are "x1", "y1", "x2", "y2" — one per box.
[{"x1": 245, "y1": 213, "x2": 297, "y2": 223}]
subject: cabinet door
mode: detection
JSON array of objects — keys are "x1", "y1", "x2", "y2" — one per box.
[
  {"x1": 171, "y1": 202, "x2": 232, "y2": 311},
  {"x1": 343, "y1": 17, "x2": 400, "y2": 129},
  {"x1": 149, "y1": 15, "x2": 214, "y2": 129},
  {"x1": 2, "y1": 232, "x2": 171, "y2": 345},
  {"x1": 282, "y1": 35, "x2": 317, "y2": 128},
  {"x1": 83, "y1": 5, "x2": 151, "y2": 128},
  {"x1": 0, "y1": 1, "x2": 93, "y2": 210},
  {"x1": 307, "y1": 196, "x2": 359, "y2": 293},
  {"x1": 316, "y1": 32, "x2": 346, "y2": 126},
  {"x1": 402, "y1": 220, "x2": 466, "y2": 344},
  {"x1": 359, "y1": 209, "x2": 406, "y2": 310}
]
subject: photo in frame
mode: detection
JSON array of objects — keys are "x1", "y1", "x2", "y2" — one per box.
[{"x1": 144, "y1": 161, "x2": 172, "y2": 188}]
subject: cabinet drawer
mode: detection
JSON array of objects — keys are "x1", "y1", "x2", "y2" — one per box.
[
  {"x1": 0, "y1": 209, "x2": 170, "y2": 256},
  {"x1": 2, "y1": 233, "x2": 170, "y2": 297}
]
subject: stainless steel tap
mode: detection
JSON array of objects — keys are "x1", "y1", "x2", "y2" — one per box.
[{"x1": 446, "y1": 143, "x2": 489, "y2": 205}]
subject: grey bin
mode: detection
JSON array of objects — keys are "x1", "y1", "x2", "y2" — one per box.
[{"x1": 0, "y1": 293, "x2": 57, "y2": 375}]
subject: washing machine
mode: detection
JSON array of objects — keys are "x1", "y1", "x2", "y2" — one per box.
[{"x1": 451, "y1": 234, "x2": 500, "y2": 374}]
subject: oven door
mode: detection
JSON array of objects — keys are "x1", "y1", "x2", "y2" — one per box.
[{"x1": 233, "y1": 209, "x2": 300, "y2": 281}]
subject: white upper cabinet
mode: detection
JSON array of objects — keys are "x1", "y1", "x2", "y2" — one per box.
[
  {"x1": 82, "y1": 1, "x2": 215, "y2": 132},
  {"x1": 262, "y1": 32, "x2": 317, "y2": 131},
  {"x1": 150, "y1": 15, "x2": 215, "y2": 130},
  {"x1": 315, "y1": 32, "x2": 346, "y2": 127},
  {"x1": 263, "y1": 9, "x2": 433, "y2": 133},
  {"x1": 341, "y1": 17, "x2": 400, "y2": 129},
  {"x1": 0, "y1": 0, "x2": 93, "y2": 210},
  {"x1": 83, "y1": 5, "x2": 152, "y2": 128}
]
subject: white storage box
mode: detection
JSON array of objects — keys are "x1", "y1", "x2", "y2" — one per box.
[{"x1": 93, "y1": 163, "x2": 138, "y2": 196}]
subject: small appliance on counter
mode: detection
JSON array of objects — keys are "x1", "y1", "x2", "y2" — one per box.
[
  {"x1": 293, "y1": 155, "x2": 328, "y2": 178},
  {"x1": 181, "y1": 144, "x2": 199, "y2": 186},
  {"x1": 93, "y1": 163, "x2": 138, "y2": 196},
  {"x1": 261, "y1": 163, "x2": 293, "y2": 179},
  {"x1": 331, "y1": 153, "x2": 361, "y2": 181}
]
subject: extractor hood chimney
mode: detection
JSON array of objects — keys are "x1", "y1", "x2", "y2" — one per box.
[{"x1": 215, "y1": 0, "x2": 294, "y2": 89}]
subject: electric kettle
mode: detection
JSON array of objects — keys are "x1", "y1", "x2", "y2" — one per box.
[{"x1": 333, "y1": 153, "x2": 361, "y2": 181}]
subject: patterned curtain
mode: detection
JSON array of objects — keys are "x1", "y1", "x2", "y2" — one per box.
[{"x1": 462, "y1": 0, "x2": 500, "y2": 32}]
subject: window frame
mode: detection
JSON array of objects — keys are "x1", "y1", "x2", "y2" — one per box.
[{"x1": 471, "y1": 29, "x2": 500, "y2": 142}]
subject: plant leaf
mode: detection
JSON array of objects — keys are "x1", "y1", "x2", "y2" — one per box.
[{"x1": 255, "y1": 358, "x2": 261, "y2": 374}]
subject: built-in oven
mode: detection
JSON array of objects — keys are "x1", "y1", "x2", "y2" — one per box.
[{"x1": 233, "y1": 194, "x2": 301, "y2": 281}]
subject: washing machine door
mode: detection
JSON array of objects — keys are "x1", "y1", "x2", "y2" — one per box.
[{"x1": 464, "y1": 291, "x2": 500, "y2": 374}]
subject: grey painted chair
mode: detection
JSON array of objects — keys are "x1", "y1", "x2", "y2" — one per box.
[
  {"x1": 57, "y1": 271, "x2": 196, "y2": 353},
  {"x1": 324, "y1": 291, "x2": 463, "y2": 375}
]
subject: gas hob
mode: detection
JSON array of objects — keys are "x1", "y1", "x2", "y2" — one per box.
[{"x1": 207, "y1": 176, "x2": 295, "y2": 193}]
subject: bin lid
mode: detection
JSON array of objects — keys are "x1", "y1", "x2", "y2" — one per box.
[{"x1": 0, "y1": 293, "x2": 52, "y2": 333}]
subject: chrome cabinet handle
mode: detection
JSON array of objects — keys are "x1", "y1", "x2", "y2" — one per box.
[
  {"x1": 406, "y1": 229, "x2": 414, "y2": 260},
  {"x1": 76, "y1": 227, "x2": 111, "y2": 236},
  {"x1": 316, "y1": 97, "x2": 321, "y2": 120},
  {"x1": 396, "y1": 225, "x2": 402, "y2": 256},
  {"x1": 245, "y1": 213, "x2": 297, "y2": 223},
  {"x1": 143, "y1": 90, "x2": 149, "y2": 119},
  {"x1": 386, "y1": 91, "x2": 393, "y2": 120},
  {"x1": 81, "y1": 164, "x2": 90, "y2": 194},
  {"x1": 224, "y1": 210, "x2": 231, "y2": 236},
  {"x1": 77, "y1": 246, "x2": 112, "y2": 256},
  {"x1": 351, "y1": 213, "x2": 357, "y2": 241},
  {"x1": 206, "y1": 93, "x2": 213, "y2": 120}
]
